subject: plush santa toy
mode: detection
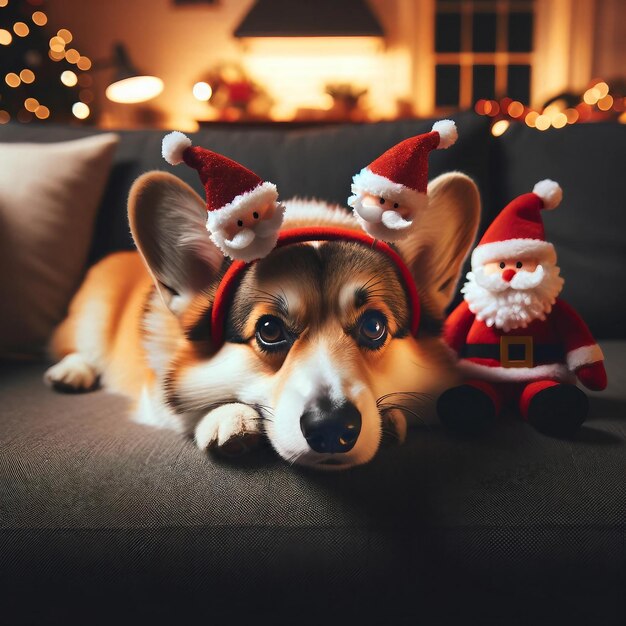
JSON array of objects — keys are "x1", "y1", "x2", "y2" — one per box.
[
  {"x1": 162, "y1": 131, "x2": 285, "y2": 262},
  {"x1": 348, "y1": 119, "x2": 458, "y2": 242},
  {"x1": 438, "y1": 180, "x2": 607, "y2": 436}
]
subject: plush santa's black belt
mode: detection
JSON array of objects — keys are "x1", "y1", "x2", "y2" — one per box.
[{"x1": 460, "y1": 344, "x2": 565, "y2": 362}]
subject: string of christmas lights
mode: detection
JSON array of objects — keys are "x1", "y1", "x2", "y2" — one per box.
[
  {"x1": 476, "y1": 79, "x2": 626, "y2": 136},
  {"x1": 0, "y1": 0, "x2": 93, "y2": 124}
]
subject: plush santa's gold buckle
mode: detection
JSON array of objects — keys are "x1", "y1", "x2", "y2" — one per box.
[{"x1": 500, "y1": 336, "x2": 533, "y2": 368}]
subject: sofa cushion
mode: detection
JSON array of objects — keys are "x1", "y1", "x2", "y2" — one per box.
[
  {"x1": 1, "y1": 341, "x2": 624, "y2": 624},
  {"x1": 0, "y1": 133, "x2": 119, "y2": 356}
]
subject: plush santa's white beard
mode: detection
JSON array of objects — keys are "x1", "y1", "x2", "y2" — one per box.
[
  {"x1": 208, "y1": 202, "x2": 284, "y2": 262},
  {"x1": 462, "y1": 263, "x2": 564, "y2": 331},
  {"x1": 348, "y1": 194, "x2": 413, "y2": 241}
]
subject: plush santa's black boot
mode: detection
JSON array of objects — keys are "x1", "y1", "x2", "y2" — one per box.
[
  {"x1": 437, "y1": 383, "x2": 498, "y2": 437},
  {"x1": 524, "y1": 382, "x2": 588, "y2": 437}
]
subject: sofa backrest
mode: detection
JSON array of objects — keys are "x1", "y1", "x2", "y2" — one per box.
[{"x1": 1, "y1": 114, "x2": 623, "y2": 339}]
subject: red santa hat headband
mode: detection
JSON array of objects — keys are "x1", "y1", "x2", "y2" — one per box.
[
  {"x1": 162, "y1": 131, "x2": 278, "y2": 229},
  {"x1": 472, "y1": 180, "x2": 563, "y2": 268},
  {"x1": 210, "y1": 226, "x2": 421, "y2": 350},
  {"x1": 350, "y1": 119, "x2": 458, "y2": 211}
]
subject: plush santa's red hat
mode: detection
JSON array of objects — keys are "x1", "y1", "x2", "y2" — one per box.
[
  {"x1": 161, "y1": 131, "x2": 278, "y2": 231},
  {"x1": 350, "y1": 119, "x2": 458, "y2": 210},
  {"x1": 472, "y1": 179, "x2": 563, "y2": 268}
]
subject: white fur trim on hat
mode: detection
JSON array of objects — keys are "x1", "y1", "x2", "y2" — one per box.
[
  {"x1": 162, "y1": 131, "x2": 192, "y2": 165},
  {"x1": 432, "y1": 119, "x2": 458, "y2": 149},
  {"x1": 206, "y1": 181, "x2": 279, "y2": 231},
  {"x1": 472, "y1": 238, "x2": 557, "y2": 268},
  {"x1": 348, "y1": 167, "x2": 428, "y2": 211},
  {"x1": 566, "y1": 344, "x2": 604, "y2": 370},
  {"x1": 533, "y1": 179, "x2": 562, "y2": 210}
]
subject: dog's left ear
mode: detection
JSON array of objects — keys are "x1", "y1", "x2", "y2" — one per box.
[
  {"x1": 397, "y1": 172, "x2": 480, "y2": 320},
  {"x1": 128, "y1": 171, "x2": 224, "y2": 315}
]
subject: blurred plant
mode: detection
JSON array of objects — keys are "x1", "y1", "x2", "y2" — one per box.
[{"x1": 325, "y1": 83, "x2": 368, "y2": 121}]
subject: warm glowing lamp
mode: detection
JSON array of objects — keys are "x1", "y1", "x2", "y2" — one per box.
[{"x1": 102, "y1": 44, "x2": 163, "y2": 104}]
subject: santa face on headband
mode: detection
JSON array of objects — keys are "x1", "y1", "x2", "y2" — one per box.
[
  {"x1": 207, "y1": 197, "x2": 285, "y2": 263},
  {"x1": 348, "y1": 119, "x2": 458, "y2": 243},
  {"x1": 161, "y1": 130, "x2": 285, "y2": 262},
  {"x1": 348, "y1": 191, "x2": 414, "y2": 241}
]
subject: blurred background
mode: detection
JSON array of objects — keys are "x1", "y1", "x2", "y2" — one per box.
[{"x1": 0, "y1": 0, "x2": 624, "y2": 133}]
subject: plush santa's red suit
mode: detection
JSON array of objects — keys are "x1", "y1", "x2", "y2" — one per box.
[{"x1": 438, "y1": 180, "x2": 607, "y2": 436}]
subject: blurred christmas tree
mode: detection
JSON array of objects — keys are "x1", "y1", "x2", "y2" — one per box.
[{"x1": 0, "y1": 0, "x2": 94, "y2": 124}]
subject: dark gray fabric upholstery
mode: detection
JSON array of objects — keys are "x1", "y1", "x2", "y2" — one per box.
[{"x1": 1, "y1": 342, "x2": 624, "y2": 625}]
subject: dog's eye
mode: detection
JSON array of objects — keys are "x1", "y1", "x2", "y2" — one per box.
[
  {"x1": 255, "y1": 315, "x2": 290, "y2": 352},
  {"x1": 357, "y1": 310, "x2": 388, "y2": 350}
]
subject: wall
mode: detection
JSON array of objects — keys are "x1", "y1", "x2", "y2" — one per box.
[
  {"x1": 45, "y1": 0, "x2": 624, "y2": 129},
  {"x1": 46, "y1": 0, "x2": 413, "y2": 129}
]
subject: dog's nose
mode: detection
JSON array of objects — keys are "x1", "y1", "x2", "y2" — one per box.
[{"x1": 300, "y1": 401, "x2": 362, "y2": 454}]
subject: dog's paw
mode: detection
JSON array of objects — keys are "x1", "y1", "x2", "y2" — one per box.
[
  {"x1": 44, "y1": 353, "x2": 99, "y2": 393},
  {"x1": 195, "y1": 403, "x2": 264, "y2": 457}
]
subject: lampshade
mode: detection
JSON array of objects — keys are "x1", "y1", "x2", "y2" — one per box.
[
  {"x1": 234, "y1": 0, "x2": 384, "y2": 37},
  {"x1": 104, "y1": 43, "x2": 163, "y2": 104}
]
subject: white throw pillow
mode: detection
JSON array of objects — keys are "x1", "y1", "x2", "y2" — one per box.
[{"x1": 0, "y1": 133, "x2": 119, "y2": 356}]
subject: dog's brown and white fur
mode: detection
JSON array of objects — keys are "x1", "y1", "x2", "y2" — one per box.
[{"x1": 45, "y1": 171, "x2": 480, "y2": 469}]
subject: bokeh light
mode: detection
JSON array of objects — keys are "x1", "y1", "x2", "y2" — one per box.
[
  {"x1": 598, "y1": 95, "x2": 614, "y2": 111},
  {"x1": 13, "y1": 22, "x2": 29, "y2": 37},
  {"x1": 72, "y1": 102, "x2": 90, "y2": 119},
  {"x1": 525, "y1": 111, "x2": 539, "y2": 127},
  {"x1": 193, "y1": 81, "x2": 213, "y2": 101},
  {"x1": 24, "y1": 97, "x2": 39, "y2": 112},
  {"x1": 5, "y1": 72, "x2": 20, "y2": 87},
  {"x1": 19, "y1": 68, "x2": 35, "y2": 83},
  {"x1": 65, "y1": 48, "x2": 80, "y2": 64},
  {"x1": 34, "y1": 105, "x2": 50, "y2": 119},
  {"x1": 507, "y1": 101, "x2": 524, "y2": 118},
  {"x1": 32, "y1": 11, "x2": 47, "y2": 26},
  {"x1": 49, "y1": 36, "x2": 65, "y2": 52},
  {"x1": 57, "y1": 28, "x2": 72, "y2": 44},
  {"x1": 61, "y1": 70, "x2": 77, "y2": 86},
  {"x1": 491, "y1": 120, "x2": 510, "y2": 137},
  {"x1": 77, "y1": 56, "x2": 91, "y2": 71}
]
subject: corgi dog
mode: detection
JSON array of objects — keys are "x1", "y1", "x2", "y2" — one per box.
[{"x1": 45, "y1": 170, "x2": 479, "y2": 470}]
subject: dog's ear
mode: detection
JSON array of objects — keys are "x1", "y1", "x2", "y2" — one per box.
[
  {"x1": 128, "y1": 171, "x2": 223, "y2": 314},
  {"x1": 397, "y1": 172, "x2": 480, "y2": 320}
]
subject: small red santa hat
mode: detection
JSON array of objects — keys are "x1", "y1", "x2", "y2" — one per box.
[
  {"x1": 472, "y1": 179, "x2": 563, "y2": 268},
  {"x1": 350, "y1": 119, "x2": 458, "y2": 210},
  {"x1": 162, "y1": 131, "x2": 278, "y2": 230}
]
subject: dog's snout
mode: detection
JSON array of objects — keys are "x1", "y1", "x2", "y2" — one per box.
[{"x1": 300, "y1": 401, "x2": 362, "y2": 454}]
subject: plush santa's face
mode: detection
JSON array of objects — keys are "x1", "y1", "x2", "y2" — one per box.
[
  {"x1": 350, "y1": 192, "x2": 414, "y2": 241},
  {"x1": 208, "y1": 200, "x2": 285, "y2": 262},
  {"x1": 462, "y1": 255, "x2": 564, "y2": 331}
]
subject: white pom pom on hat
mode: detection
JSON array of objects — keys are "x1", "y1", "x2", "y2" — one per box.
[
  {"x1": 162, "y1": 131, "x2": 192, "y2": 165},
  {"x1": 533, "y1": 179, "x2": 562, "y2": 210},
  {"x1": 432, "y1": 119, "x2": 458, "y2": 149}
]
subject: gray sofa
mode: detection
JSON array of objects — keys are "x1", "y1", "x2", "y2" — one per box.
[{"x1": 1, "y1": 113, "x2": 624, "y2": 625}]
